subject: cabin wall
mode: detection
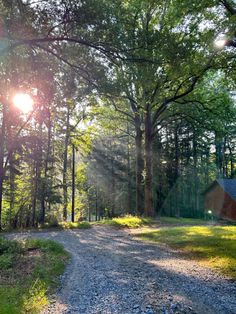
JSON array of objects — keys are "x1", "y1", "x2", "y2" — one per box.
[
  {"x1": 220, "y1": 193, "x2": 236, "y2": 221},
  {"x1": 205, "y1": 185, "x2": 236, "y2": 221},
  {"x1": 205, "y1": 185, "x2": 225, "y2": 216}
]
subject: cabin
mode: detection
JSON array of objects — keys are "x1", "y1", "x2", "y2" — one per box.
[{"x1": 204, "y1": 179, "x2": 236, "y2": 221}]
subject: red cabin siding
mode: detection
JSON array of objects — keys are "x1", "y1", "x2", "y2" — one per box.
[{"x1": 205, "y1": 184, "x2": 236, "y2": 221}]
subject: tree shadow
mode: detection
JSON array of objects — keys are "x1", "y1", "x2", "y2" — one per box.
[{"x1": 8, "y1": 227, "x2": 236, "y2": 314}]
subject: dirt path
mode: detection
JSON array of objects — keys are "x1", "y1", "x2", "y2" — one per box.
[{"x1": 7, "y1": 225, "x2": 236, "y2": 314}]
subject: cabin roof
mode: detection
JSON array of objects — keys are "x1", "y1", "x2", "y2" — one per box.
[{"x1": 204, "y1": 179, "x2": 236, "y2": 202}]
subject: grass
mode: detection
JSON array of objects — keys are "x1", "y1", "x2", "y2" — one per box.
[
  {"x1": 0, "y1": 237, "x2": 70, "y2": 313},
  {"x1": 158, "y1": 216, "x2": 207, "y2": 226},
  {"x1": 59, "y1": 221, "x2": 91, "y2": 229},
  {"x1": 137, "y1": 225, "x2": 236, "y2": 279},
  {"x1": 98, "y1": 216, "x2": 152, "y2": 228},
  {"x1": 97, "y1": 215, "x2": 208, "y2": 229},
  {"x1": 1, "y1": 221, "x2": 92, "y2": 232}
]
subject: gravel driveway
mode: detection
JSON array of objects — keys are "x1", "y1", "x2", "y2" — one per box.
[{"x1": 7, "y1": 225, "x2": 236, "y2": 314}]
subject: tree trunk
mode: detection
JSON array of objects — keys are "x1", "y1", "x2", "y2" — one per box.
[
  {"x1": 0, "y1": 103, "x2": 6, "y2": 229},
  {"x1": 32, "y1": 159, "x2": 38, "y2": 227},
  {"x1": 63, "y1": 106, "x2": 70, "y2": 221},
  {"x1": 38, "y1": 122, "x2": 45, "y2": 225},
  {"x1": 135, "y1": 127, "x2": 144, "y2": 215},
  {"x1": 71, "y1": 143, "x2": 75, "y2": 222},
  {"x1": 127, "y1": 123, "x2": 132, "y2": 213},
  {"x1": 144, "y1": 107, "x2": 154, "y2": 217},
  {"x1": 110, "y1": 147, "x2": 115, "y2": 217},
  {"x1": 9, "y1": 152, "x2": 15, "y2": 227},
  {"x1": 229, "y1": 146, "x2": 234, "y2": 178},
  {"x1": 215, "y1": 132, "x2": 223, "y2": 177},
  {"x1": 174, "y1": 126, "x2": 179, "y2": 217}
]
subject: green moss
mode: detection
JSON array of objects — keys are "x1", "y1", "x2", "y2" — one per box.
[{"x1": 137, "y1": 226, "x2": 236, "y2": 279}]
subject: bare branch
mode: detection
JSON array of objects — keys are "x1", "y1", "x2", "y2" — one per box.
[
  {"x1": 33, "y1": 43, "x2": 98, "y2": 88},
  {"x1": 220, "y1": 0, "x2": 236, "y2": 15},
  {"x1": 152, "y1": 62, "x2": 212, "y2": 126}
]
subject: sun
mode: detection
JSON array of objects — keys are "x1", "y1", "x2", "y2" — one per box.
[
  {"x1": 215, "y1": 39, "x2": 227, "y2": 48},
  {"x1": 13, "y1": 93, "x2": 34, "y2": 114}
]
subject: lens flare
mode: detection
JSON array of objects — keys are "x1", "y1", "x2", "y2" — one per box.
[
  {"x1": 215, "y1": 39, "x2": 227, "y2": 48},
  {"x1": 13, "y1": 93, "x2": 34, "y2": 114}
]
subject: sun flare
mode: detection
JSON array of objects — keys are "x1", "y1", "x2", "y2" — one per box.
[
  {"x1": 13, "y1": 93, "x2": 34, "y2": 114},
  {"x1": 214, "y1": 39, "x2": 227, "y2": 48}
]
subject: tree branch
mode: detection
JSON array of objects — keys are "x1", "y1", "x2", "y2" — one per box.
[
  {"x1": 152, "y1": 62, "x2": 212, "y2": 126},
  {"x1": 220, "y1": 0, "x2": 236, "y2": 15},
  {"x1": 33, "y1": 43, "x2": 98, "y2": 88}
]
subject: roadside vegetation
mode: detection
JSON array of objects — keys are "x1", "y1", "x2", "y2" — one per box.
[
  {"x1": 59, "y1": 221, "x2": 91, "y2": 229},
  {"x1": 96, "y1": 215, "x2": 209, "y2": 229},
  {"x1": 157, "y1": 217, "x2": 207, "y2": 226},
  {"x1": 0, "y1": 221, "x2": 92, "y2": 233},
  {"x1": 0, "y1": 237, "x2": 70, "y2": 313},
  {"x1": 97, "y1": 215, "x2": 210, "y2": 228},
  {"x1": 136, "y1": 226, "x2": 236, "y2": 279},
  {"x1": 98, "y1": 216, "x2": 152, "y2": 228}
]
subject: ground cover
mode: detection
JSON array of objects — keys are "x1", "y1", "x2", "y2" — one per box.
[
  {"x1": 136, "y1": 225, "x2": 236, "y2": 279},
  {"x1": 0, "y1": 237, "x2": 70, "y2": 313},
  {"x1": 97, "y1": 215, "x2": 208, "y2": 228}
]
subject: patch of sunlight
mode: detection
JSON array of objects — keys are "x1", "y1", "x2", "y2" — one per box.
[
  {"x1": 59, "y1": 221, "x2": 91, "y2": 229},
  {"x1": 103, "y1": 215, "x2": 151, "y2": 228},
  {"x1": 23, "y1": 278, "x2": 48, "y2": 312},
  {"x1": 204, "y1": 256, "x2": 236, "y2": 277},
  {"x1": 185, "y1": 226, "x2": 213, "y2": 236},
  {"x1": 221, "y1": 235, "x2": 236, "y2": 240},
  {"x1": 137, "y1": 225, "x2": 236, "y2": 279},
  {"x1": 221, "y1": 226, "x2": 236, "y2": 232}
]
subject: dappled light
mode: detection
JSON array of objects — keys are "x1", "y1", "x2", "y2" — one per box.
[
  {"x1": 5, "y1": 225, "x2": 236, "y2": 313},
  {"x1": 1, "y1": 0, "x2": 236, "y2": 312},
  {"x1": 137, "y1": 226, "x2": 236, "y2": 279}
]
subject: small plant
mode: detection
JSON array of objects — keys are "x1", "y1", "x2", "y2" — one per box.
[
  {"x1": 0, "y1": 238, "x2": 22, "y2": 255},
  {"x1": 101, "y1": 215, "x2": 151, "y2": 228},
  {"x1": 0, "y1": 238, "x2": 23, "y2": 270},
  {"x1": 0, "y1": 237, "x2": 70, "y2": 313},
  {"x1": 23, "y1": 278, "x2": 48, "y2": 312},
  {"x1": 0, "y1": 254, "x2": 14, "y2": 269}
]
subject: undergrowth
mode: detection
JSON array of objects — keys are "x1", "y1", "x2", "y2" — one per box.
[
  {"x1": 100, "y1": 215, "x2": 152, "y2": 228},
  {"x1": 0, "y1": 237, "x2": 70, "y2": 313}
]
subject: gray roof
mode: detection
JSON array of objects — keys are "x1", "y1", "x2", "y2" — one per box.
[{"x1": 217, "y1": 179, "x2": 236, "y2": 202}]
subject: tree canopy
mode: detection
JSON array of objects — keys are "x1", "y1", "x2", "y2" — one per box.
[{"x1": 0, "y1": 0, "x2": 236, "y2": 229}]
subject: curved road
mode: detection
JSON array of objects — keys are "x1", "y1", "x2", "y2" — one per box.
[{"x1": 8, "y1": 225, "x2": 236, "y2": 314}]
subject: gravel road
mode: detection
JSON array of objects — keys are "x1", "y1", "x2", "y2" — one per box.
[{"x1": 8, "y1": 225, "x2": 236, "y2": 314}]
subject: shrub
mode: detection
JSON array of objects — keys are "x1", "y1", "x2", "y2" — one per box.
[{"x1": 0, "y1": 254, "x2": 14, "y2": 269}]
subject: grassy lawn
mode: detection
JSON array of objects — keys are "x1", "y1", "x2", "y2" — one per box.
[
  {"x1": 136, "y1": 226, "x2": 236, "y2": 279},
  {"x1": 98, "y1": 216, "x2": 152, "y2": 228},
  {"x1": 157, "y1": 216, "x2": 207, "y2": 226},
  {"x1": 97, "y1": 215, "x2": 208, "y2": 229},
  {"x1": 0, "y1": 237, "x2": 70, "y2": 313}
]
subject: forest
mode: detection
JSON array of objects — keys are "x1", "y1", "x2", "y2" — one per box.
[{"x1": 1, "y1": 0, "x2": 236, "y2": 230}]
